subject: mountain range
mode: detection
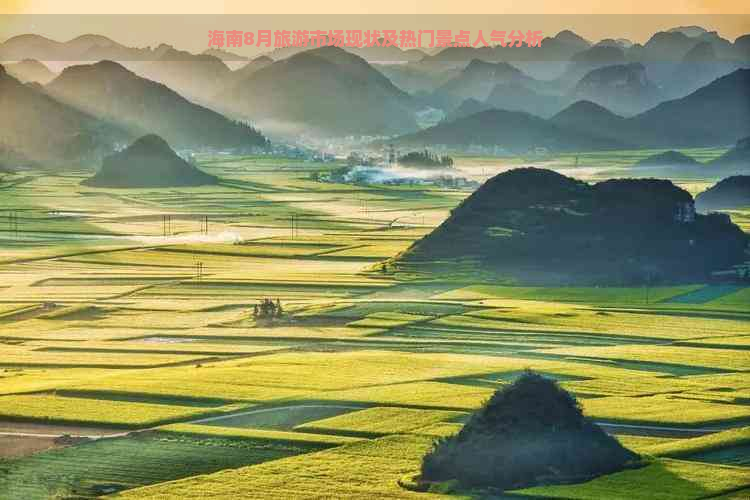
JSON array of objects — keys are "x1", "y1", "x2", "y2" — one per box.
[
  {"x1": 46, "y1": 60, "x2": 267, "y2": 151},
  {"x1": 391, "y1": 108, "x2": 629, "y2": 152},
  {"x1": 0, "y1": 63, "x2": 126, "y2": 167},
  {"x1": 544, "y1": 69, "x2": 750, "y2": 149},
  {"x1": 4, "y1": 59, "x2": 56, "y2": 84},
  {"x1": 391, "y1": 68, "x2": 750, "y2": 151},
  {"x1": 1, "y1": 26, "x2": 749, "y2": 149},
  {"x1": 215, "y1": 46, "x2": 419, "y2": 137}
]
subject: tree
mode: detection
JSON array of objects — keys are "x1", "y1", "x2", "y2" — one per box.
[{"x1": 421, "y1": 371, "x2": 639, "y2": 490}]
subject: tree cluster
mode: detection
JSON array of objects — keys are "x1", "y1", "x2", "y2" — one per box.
[
  {"x1": 398, "y1": 150, "x2": 454, "y2": 168},
  {"x1": 253, "y1": 298, "x2": 284, "y2": 319}
]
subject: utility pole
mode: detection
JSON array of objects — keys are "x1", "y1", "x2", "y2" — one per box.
[
  {"x1": 289, "y1": 213, "x2": 297, "y2": 240},
  {"x1": 162, "y1": 215, "x2": 173, "y2": 236},
  {"x1": 8, "y1": 211, "x2": 18, "y2": 240}
]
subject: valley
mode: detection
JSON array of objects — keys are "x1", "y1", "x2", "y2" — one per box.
[{"x1": 0, "y1": 153, "x2": 748, "y2": 498}]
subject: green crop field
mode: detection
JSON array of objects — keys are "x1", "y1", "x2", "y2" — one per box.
[
  {"x1": 0, "y1": 154, "x2": 747, "y2": 499},
  {"x1": 0, "y1": 432, "x2": 324, "y2": 499},
  {"x1": 515, "y1": 459, "x2": 750, "y2": 499},
  {"x1": 0, "y1": 394, "x2": 246, "y2": 427},
  {"x1": 296, "y1": 406, "x2": 466, "y2": 436}
]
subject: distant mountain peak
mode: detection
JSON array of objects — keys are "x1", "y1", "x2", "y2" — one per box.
[
  {"x1": 202, "y1": 48, "x2": 249, "y2": 61},
  {"x1": 571, "y1": 44, "x2": 626, "y2": 63},
  {"x1": 682, "y1": 41, "x2": 717, "y2": 61},
  {"x1": 130, "y1": 133, "x2": 170, "y2": 150},
  {"x1": 644, "y1": 30, "x2": 694, "y2": 50},
  {"x1": 577, "y1": 62, "x2": 649, "y2": 84},
  {"x1": 553, "y1": 100, "x2": 624, "y2": 120},
  {"x1": 635, "y1": 150, "x2": 701, "y2": 167},
  {"x1": 4, "y1": 59, "x2": 56, "y2": 84},
  {"x1": 55, "y1": 59, "x2": 132, "y2": 80},
  {"x1": 554, "y1": 30, "x2": 591, "y2": 46},
  {"x1": 667, "y1": 26, "x2": 709, "y2": 38},
  {"x1": 68, "y1": 34, "x2": 118, "y2": 46},
  {"x1": 465, "y1": 58, "x2": 518, "y2": 72},
  {"x1": 2, "y1": 33, "x2": 57, "y2": 44},
  {"x1": 83, "y1": 134, "x2": 218, "y2": 188}
]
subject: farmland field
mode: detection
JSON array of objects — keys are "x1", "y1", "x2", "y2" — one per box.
[{"x1": 0, "y1": 154, "x2": 748, "y2": 499}]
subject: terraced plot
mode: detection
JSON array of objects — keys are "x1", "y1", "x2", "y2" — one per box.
[
  {"x1": 0, "y1": 394, "x2": 245, "y2": 427},
  {"x1": 515, "y1": 459, "x2": 750, "y2": 500},
  {"x1": 296, "y1": 407, "x2": 465, "y2": 437},
  {"x1": 119, "y1": 434, "x2": 442, "y2": 499},
  {"x1": 0, "y1": 432, "x2": 320, "y2": 499}
]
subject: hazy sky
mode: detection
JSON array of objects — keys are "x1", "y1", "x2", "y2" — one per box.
[
  {"x1": 3, "y1": 0, "x2": 750, "y2": 15},
  {"x1": 1, "y1": 1, "x2": 749, "y2": 53}
]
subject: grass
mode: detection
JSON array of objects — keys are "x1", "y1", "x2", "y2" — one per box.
[
  {"x1": 0, "y1": 432, "x2": 317, "y2": 499},
  {"x1": 514, "y1": 458, "x2": 750, "y2": 499},
  {"x1": 428, "y1": 305, "x2": 750, "y2": 344},
  {"x1": 348, "y1": 312, "x2": 432, "y2": 328},
  {"x1": 582, "y1": 395, "x2": 750, "y2": 426},
  {"x1": 296, "y1": 407, "x2": 465, "y2": 436},
  {"x1": 315, "y1": 381, "x2": 495, "y2": 410},
  {"x1": 118, "y1": 434, "x2": 443, "y2": 499},
  {"x1": 412, "y1": 422, "x2": 464, "y2": 438},
  {"x1": 0, "y1": 394, "x2": 246, "y2": 427},
  {"x1": 647, "y1": 427, "x2": 750, "y2": 458},
  {"x1": 69, "y1": 351, "x2": 531, "y2": 394},
  {"x1": 615, "y1": 435, "x2": 679, "y2": 452},
  {"x1": 538, "y1": 345, "x2": 750, "y2": 372},
  {"x1": 0, "y1": 344, "x2": 210, "y2": 369},
  {"x1": 434, "y1": 285, "x2": 700, "y2": 304},
  {"x1": 159, "y1": 423, "x2": 364, "y2": 446}
]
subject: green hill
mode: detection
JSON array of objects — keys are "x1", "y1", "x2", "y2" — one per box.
[
  {"x1": 696, "y1": 176, "x2": 750, "y2": 211},
  {"x1": 392, "y1": 109, "x2": 627, "y2": 152},
  {"x1": 83, "y1": 135, "x2": 219, "y2": 188},
  {"x1": 709, "y1": 136, "x2": 750, "y2": 175},
  {"x1": 392, "y1": 168, "x2": 747, "y2": 284},
  {"x1": 47, "y1": 61, "x2": 267, "y2": 151},
  {"x1": 0, "y1": 63, "x2": 126, "y2": 167},
  {"x1": 216, "y1": 46, "x2": 419, "y2": 137},
  {"x1": 420, "y1": 371, "x2": 639, "y2": 490}
]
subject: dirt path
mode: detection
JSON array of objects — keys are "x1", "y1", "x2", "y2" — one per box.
[{"x1": 0, "y1": 435, "x2": 60, "y2": 458}]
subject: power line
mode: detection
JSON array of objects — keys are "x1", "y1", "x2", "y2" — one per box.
[
  {"x1": 162, "y1": 215, "x2": 173, "y2": 236},
  {"x1": 289, "y1": 213, "x2": 299, "y2": 240},
  {"x1": 8, "y1": 211, "x2": 18, "y2": 240}
]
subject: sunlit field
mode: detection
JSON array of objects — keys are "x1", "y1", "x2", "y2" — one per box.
[{"x1": 0, "y1": 153, "x2": 748, "y2": 499}]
